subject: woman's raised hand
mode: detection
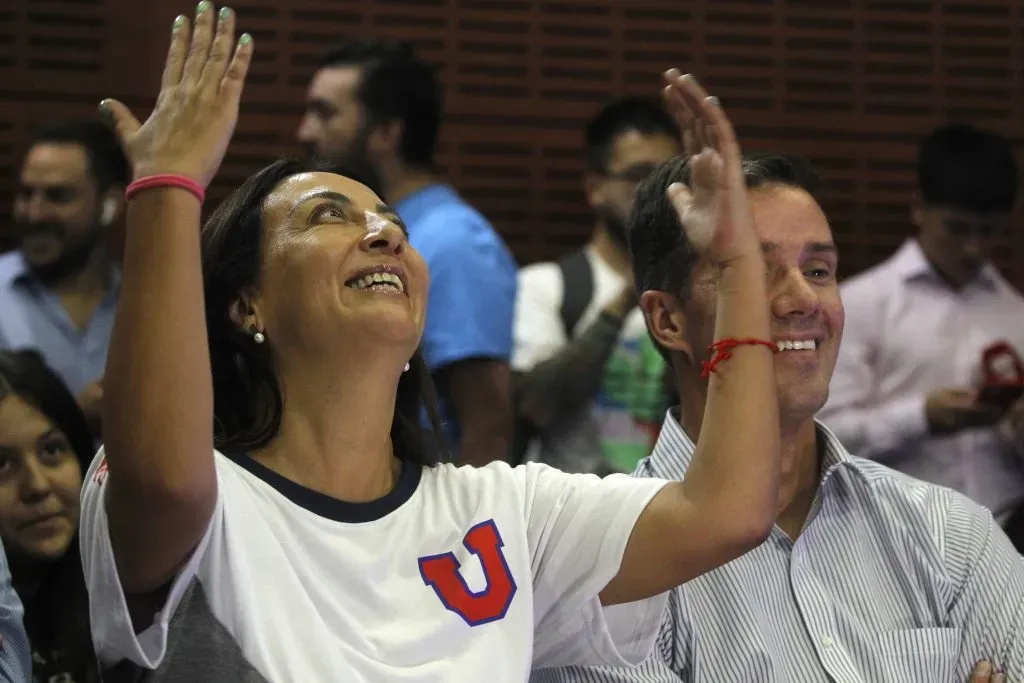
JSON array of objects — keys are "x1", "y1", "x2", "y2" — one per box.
[
  {"x1": 661, "y1": 70, "x2": 760, "y2": 268},
  {"x1": 100, "y1": 2, "x2": 253, "y2": 187}
]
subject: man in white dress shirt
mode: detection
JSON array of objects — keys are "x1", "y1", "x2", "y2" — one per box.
[
  {"x1": 535, "y1": 151, "x2": 1023, "y2": 682},
  {"x1": 820, "y1": 123, "x2": 1024, "y2": 523}
]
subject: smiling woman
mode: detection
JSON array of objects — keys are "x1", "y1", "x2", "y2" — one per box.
[
  {"x1": 81, "y1": 4, "x2": 784, "y2": 682},
  {"x1": 198, "y1": 159, "x2": 442, "y2": 458}
]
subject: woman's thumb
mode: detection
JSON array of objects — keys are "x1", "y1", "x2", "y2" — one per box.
[
  {"x1": 98, "y1": 99, "x2": 141, "y2": 142},
  {"x1": 667, "y1": 182, "x2": 695, "y2": 220}
]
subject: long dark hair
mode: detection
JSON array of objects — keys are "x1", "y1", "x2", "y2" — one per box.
[
  {"x1": 200, "y1": 158, "x2": 447, "y2": 464},
  {"x1": 0, "y1": 349, "x2": 96, "y2": 681}
]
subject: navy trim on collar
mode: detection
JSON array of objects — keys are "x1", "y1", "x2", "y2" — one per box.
[{"x1": 228, "y1": 453, "x2": 422, "y2": 523}]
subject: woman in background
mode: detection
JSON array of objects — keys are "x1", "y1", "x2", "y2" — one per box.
[{"x1": 0, "y1": 349, "x2": 96, "y2": 682}]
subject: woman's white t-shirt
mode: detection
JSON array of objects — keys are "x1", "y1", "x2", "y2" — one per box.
[{"x1": 80, "y1": 450, "x2": 670, "y2": 682}]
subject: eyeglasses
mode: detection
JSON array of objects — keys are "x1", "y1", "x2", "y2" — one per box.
[
  {"x1": 943, "y1": 216, "x2": 1011, "y2": 239},
  {"x1": 601, "y1": 165, "x2": 659, "y2": 185}
]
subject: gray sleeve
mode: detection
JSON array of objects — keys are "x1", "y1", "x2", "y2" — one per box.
[{"x1": 516, "y1": 312, "x2": 626, "y2": 429}]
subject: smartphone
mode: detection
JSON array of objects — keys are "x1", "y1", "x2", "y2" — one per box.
[{"x1": 978, "y1": 383, "x2": 1024, "y2": 411}]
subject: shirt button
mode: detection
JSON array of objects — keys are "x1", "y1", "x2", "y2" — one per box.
[{"x1": 821, "y1": 636, "x2": 835, "y2": 648}]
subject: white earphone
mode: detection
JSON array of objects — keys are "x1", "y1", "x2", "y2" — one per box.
[{"x1": 100, "y1": 197, "x2": 118, "y2": 226}]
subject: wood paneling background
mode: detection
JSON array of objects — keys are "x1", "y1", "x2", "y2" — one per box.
[{"x1": 2, "y1": 0, "x2": 1023, "y2": 287}]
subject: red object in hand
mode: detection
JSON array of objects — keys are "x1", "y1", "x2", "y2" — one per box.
[
  {"x1": 700, "y1": 338, "x2": 779, "y2": 379},
  {"x1": 979, "y1": 341, "x2": 1024, "y2": 410}
]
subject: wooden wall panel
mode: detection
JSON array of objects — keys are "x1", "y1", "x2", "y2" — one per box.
[{"x1": 2, "y1": 0, "x2": 1023, "y2": 288}]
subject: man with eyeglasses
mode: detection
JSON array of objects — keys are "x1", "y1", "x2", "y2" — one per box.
[
  {"x1": 511, "y1": 98, "x2": 680, "y2": 473},
  {"x1": 820, "y1": 123, "x2": 1024, "y2": 526}
]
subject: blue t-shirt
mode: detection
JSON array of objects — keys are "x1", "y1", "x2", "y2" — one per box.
[{"x1": 394, "y1": 184, "x2": 517, "y2": 447}]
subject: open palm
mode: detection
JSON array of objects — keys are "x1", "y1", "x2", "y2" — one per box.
[
  {"x1": 661, "y1": 70, "x2": 760, "y2": 267},
  {"x1": 101, "y1": 3, "x2": 253, "y2": 187}
]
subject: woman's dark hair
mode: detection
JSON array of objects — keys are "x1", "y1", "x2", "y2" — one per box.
[
  {"x1": 201, "y1": 158, "x2": 447, "y2": 464},
  {"x1": 0, "y1": 351, "x2": 94, "y2": 469},
  {"x1": 0, "y1": 349, "x2": 97, "y2": 681}
]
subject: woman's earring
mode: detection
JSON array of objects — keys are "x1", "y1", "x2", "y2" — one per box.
[
  {"x1": 403, "y1": 362, "x2": 410, "y2": 372},
  {"x1": 253, "y1": 330, "x2": 265, "y2": 344}
]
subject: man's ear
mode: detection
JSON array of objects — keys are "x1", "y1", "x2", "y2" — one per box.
[
  {"x1": 583, "y1": 171, "x2": 605, "y2": 210},
  {"x1": 368, "y1": 119, "x2": 404, "y2": 157},
  {"x1": 910, "y1": 193, "x2": 925, "y2": 229},
  {"x1": 639, "y1": 290, "x2": 693, "y2": 365}
]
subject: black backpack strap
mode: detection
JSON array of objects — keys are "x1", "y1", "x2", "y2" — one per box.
[
  {"x1": 508, "y1": 250, "x2": 595, "y2": 466},
  {"x1": 557, "y1": 249, "x2": 595, "y2": 338}
]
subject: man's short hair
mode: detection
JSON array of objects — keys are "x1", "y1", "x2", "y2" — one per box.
[
  {"x1": 584, "y1": 97, "x2": 679, "y2": 173},
  {"x1": 917, "y1": 123, "x2": 1018, "y2": 215},
  {"x1": 28, "y1": 118, "x2": 130, "y2": 192},
  {"x1": 319, "y1": 40, "x2": 441, "y2": 170},
  {"x1": 629, "y1": 152, "x2": 823, "y2": 301}
]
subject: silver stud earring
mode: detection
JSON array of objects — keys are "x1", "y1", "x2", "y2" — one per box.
[
  {"x1": 403, "y1": 362, "x2": 410, "y2": 372},
  {"x1": 253, "y1": 331, "x2": 265, "y2": 344}
]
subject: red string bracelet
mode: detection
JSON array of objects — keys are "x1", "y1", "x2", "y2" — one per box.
[
  {"x1": 125, "y1": 174, "x2": 205, "y2": 204},
  {"x1": 700, "y1": 338, "x2": 779, "y2": 379}
]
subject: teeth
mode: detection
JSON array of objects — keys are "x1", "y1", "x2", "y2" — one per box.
[
  {"x1": 347, "y1": 271, "x2": 404, "y2": 293},
  {"x1": 776, "y1": 339, "x2": 817, "y2": 351}
]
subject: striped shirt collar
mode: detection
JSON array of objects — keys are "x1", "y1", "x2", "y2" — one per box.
[{"x1": 645, "y1": 408, "x2": 855, "y2": 485}]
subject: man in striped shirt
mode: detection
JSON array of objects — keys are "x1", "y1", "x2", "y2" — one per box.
[{"x1": 534, "y1": 152, "x2": 1023, "y2": 683}]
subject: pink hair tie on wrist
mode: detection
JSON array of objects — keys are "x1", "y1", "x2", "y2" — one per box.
[{"x1": 125, "y1": 174, "x2": 205, "y2": 204}]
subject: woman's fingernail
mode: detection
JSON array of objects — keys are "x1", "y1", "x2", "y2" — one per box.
[
  {"x1": 196, "y1": 1, "x2": 212, "y2": 15},
  {"x1": 239, "y1": 33, "x2": 252, "y2": 46},
  {"x1": 173, "y1": 14, "x2": 186, "y2": 30},
  {"x1": 219, "y1": 6, "x2": 232, "y2": 20},
  {"x1": 98, "y1": 100, "x2": 114, "y2": 123}
]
